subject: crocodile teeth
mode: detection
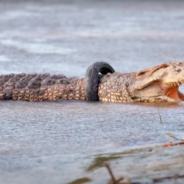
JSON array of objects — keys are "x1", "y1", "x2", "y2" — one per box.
[
  {"x1": 172, "y1": 82, "x2": 179, "y2": 86},
  {"x1": 173, "y1": 83, "x2": 176, "y2": 86}
]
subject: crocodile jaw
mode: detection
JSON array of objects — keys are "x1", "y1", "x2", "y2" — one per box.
[
  {"x1": 160, "y1": 82, "x2": 184, "y2": 101},
  {"x1": 129, "y1": 62, "x2": 184, "y2": 103},
  {"x1": 131, "y1": 81, "x2": 184, "y2": 103}
]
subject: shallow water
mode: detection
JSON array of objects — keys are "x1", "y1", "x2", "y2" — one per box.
[{"x1": 0, "y1": 0, "x2": 184, "y2": 183}]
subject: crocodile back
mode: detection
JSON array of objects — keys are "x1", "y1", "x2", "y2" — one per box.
[{"x1": 0, "y1": 73, "x2": 69, "y2": 101}]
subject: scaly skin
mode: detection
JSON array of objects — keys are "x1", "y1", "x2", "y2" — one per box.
[
  {"x1": 0, "y1": 73, "x2": 85, "y2": 101},
  {"x1": 0, "y1": 62, "x2": 184, "y2": 103},
  {"x1": 98, "y1": 62, "x2": 184, "y2": 103}
]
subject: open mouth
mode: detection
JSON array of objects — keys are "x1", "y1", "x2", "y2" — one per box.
[
  {"x1": 141, "y1": 81, "x2": 184, "y2": 102},
  {"x1": 159, "y1": 81, "x2": 184, "y2": 101}
]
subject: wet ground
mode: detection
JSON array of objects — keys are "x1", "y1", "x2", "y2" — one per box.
[{"x1": 0, "y1": 0, "x2": 184, "y2": 184}]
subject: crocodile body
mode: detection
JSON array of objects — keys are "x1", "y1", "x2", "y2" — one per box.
[
  {"x1": 0, "y1": 73, "x2": 85, "y2": 101},
  {"x1": 0, "y1": 62, "x2": 184, "y2": 103}
]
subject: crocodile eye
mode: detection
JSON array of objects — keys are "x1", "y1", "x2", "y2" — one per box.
[
  {"x1": 138, "y1": 72, "x2": 146, "y2": 76},
  {"x1": 136, "y1": 70, "x2": 148, "y2": 79}
]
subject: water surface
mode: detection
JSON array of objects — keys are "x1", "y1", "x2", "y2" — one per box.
[{"x1": 0, "y1": 0, "x2": 184, "y2": 183}]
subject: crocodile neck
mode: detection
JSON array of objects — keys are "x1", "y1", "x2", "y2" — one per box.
[{"x1": 98, "y1": 72, "x2": 135, "y2": 103}]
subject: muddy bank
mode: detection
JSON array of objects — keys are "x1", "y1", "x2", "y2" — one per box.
[{"x1": 68, "y1": 142, "x2": 184, "y2": 184}]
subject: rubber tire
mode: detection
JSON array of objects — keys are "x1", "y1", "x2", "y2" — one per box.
[{"x1": 85, "y1": 61, "x2": 115, "y2": 101}]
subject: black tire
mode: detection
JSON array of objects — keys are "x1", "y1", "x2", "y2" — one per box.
[{"x1": 85, "y1": 61, "x2": 115, "y2": 101}]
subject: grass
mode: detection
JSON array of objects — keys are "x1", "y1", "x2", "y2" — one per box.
[
  {"x1": 67, "y1": 177, "x2": 91, "y2": 184},
  {"x1": 86, "y1": 155, "x2": 121, "y2": 171},
  {"x1": 157, "y1": 109, "x2": 163, "y2": 123}
]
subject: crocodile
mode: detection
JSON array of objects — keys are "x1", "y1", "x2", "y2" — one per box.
[{"x1": 0, "y1": 61, "x2": 184, "y2": 103}]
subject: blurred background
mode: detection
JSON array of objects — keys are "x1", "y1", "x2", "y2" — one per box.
[
  {"x1": 0, "y1": 1, "x2": 184, "y2": 184},
  {"x1": 0, "y1": 0, "x2": 184, "y2": 76}
]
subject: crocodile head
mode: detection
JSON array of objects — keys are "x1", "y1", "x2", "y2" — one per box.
[{"x1": 129, "y1": 62, "x2": 184, "y2": 102}]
